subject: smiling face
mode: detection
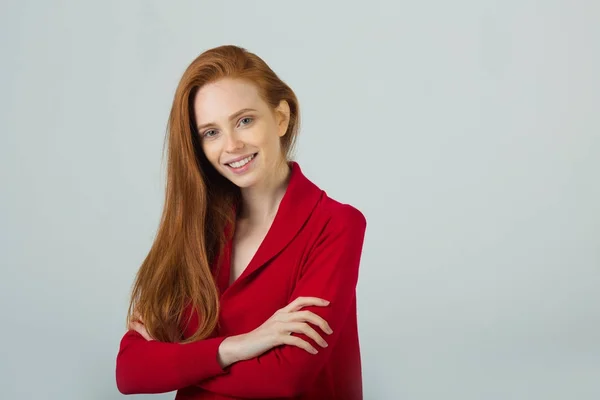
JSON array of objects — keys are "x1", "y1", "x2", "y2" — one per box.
[{"x1": 193, "y1": 78, "x2": 290, "y2": 189}]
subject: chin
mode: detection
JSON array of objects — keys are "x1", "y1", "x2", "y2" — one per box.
[
  {"x1": 221, "y1": 154, "x2": 263, "y2": 188},
  {"x1": 231, "y1": 177, "x2": 261, "y2": 189},
  {"x1": 225, "y1": 169, "x2": 261, "y2": 189}
]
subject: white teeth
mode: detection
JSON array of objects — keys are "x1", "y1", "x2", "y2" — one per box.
[{"x1": 228, "y1": 154, "x2": 255, "y2": 169}]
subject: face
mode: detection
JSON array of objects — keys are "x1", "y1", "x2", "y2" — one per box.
[{"x1": 193, "y1": 78, "x2": 290, "y2": 189}]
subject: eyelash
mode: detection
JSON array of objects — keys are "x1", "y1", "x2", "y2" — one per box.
[{"x1": 202, "y1": 116, "x2": 254, "y2": 138}]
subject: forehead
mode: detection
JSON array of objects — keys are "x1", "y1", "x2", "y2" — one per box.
[{"x1": 193, "y1": 78, "x2": 265, "y2": 122}]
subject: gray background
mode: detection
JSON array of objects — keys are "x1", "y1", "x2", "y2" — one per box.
[{"x1": 1, "y1": 1, "x2": 598, "y2": 399}]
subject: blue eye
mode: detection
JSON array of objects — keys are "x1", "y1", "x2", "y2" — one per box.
[
  {"x1": 239, "y1": 117, "x2": 253, "y2": 126},
  {"x1": 202, "y1": 129, "x2": 217, "y2": 138}
]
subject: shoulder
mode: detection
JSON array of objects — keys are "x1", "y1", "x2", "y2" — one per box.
[
  {"x1": 293, "y1": 163, "x2": 366, "y2": 235},
  {"x1": 317, "y1": 194, "x2": 367, "y2": 235}
]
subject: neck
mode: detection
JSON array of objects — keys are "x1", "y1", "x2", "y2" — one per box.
[{"x1": 239, "y1": 161, "x2": 291, "y2": 224}]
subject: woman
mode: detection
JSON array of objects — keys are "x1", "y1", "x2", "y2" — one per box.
[{"x1": 115, "y1": 45, "x2": 367, "y2": 400}]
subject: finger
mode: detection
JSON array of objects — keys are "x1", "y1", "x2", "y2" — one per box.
[
  {"x1": 280, "y1": 335, "x2": 319, "y2": 354},
  {"x1": 128, "y1": 320, "x2": 142, "y2": 331},
  {"x1": 130, "y1": 321, "x2": 153, "y2": 341},
  {"x1": 286, "y1": 322, "x2": 328, "y2": 348},
  {"x1": 129, "y1": 321, "x2": 144, "y2": 336},
  {"x1": 282, "y1": 296, "x2": 330, "y2": 313},
  {"x1": 290, "y1": 310, "x2": 333, "y2": 335}
]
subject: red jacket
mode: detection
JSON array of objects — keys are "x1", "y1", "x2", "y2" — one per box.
[{"x1": 116, "y1": 162, "x2": 367, "y2": 399}]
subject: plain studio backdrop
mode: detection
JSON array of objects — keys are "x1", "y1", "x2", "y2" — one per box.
[{"x1": 1, "y1": 1, "x2": 598, "y2": 399}]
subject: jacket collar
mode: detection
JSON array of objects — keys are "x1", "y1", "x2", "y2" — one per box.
[{"x1": 220, "y1": 161, "x2": 323, "y2": 297}]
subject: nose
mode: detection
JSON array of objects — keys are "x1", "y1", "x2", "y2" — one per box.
[{"x1": 224, "y1": 132, "x2": 244, "y2": 152}]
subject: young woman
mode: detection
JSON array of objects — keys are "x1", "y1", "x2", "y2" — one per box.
[{"x1": 115, "y1": 45, "x2": 367, "y2": 400}]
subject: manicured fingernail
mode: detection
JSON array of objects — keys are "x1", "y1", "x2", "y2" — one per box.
[
  {"x1": 323, "y1": 300, "x2": 330, "y2": 305},
  {"x1": 321, "y1": 341, "x2": 328, "y2": 348},
  {"x1": 311, "y1": 348, "x2": 318, "y2": 354},
  {"x1": 326, "y1": 327, "x2": 333, "y2": 334}
]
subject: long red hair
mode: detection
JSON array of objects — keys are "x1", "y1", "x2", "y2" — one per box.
[{"x1": 126, "y1": 45, "x2": 301, "y2": 343}]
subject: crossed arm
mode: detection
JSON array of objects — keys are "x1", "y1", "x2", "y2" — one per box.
[{"x1": 116, "y1": 207, "x2": 366, "y2": 398}]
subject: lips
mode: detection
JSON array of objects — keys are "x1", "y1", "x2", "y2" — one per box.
[
  {"x1": 226, "y1": 153, "x2": 256, "y2": 168},
  {"x1": 223, "y1": 152, "x2": 258, "y2": 175}
]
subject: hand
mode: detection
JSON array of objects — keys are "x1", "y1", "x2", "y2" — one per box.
[
  {"x1": 128, "y1": 313, "x2": 154, "y2": 341},
  {"x1": 218, "y1": 297, "x2": 333, "y2": 368}
]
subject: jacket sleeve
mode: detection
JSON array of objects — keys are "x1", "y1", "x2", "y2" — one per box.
[
  {"x1": 115, "y1": 328, "x2": 228, "y2": 394},
  {"x1": 198, "y1": 205, "x2": 367, "y2": 398}
]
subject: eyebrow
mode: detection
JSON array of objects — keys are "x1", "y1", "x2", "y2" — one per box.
[{"x1": 196, "y1": 108, "x2": 257, "y2": 131}]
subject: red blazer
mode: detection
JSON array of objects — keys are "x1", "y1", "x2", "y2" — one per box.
[{"x1": 116, "y1": 162, "x2": 367, "y2": 399}]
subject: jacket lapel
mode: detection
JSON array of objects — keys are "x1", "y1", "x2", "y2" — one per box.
[{"x1": 222, "y1": 162, "x2": 322, "y2": 297}]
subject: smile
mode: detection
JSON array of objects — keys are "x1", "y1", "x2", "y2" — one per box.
[{"x1": 225, "y1": 153, "x2": 257, "y2": 174}]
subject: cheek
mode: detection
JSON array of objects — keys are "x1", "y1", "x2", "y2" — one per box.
[
  {"x1": 266, "y1": 134, "x2": 284, "y2": 156},
  {"x1": 258, "y1": 128, "x2": 283, "y2": 151},
  {"x1": 201, "y1": 142, "x2": 220, "y2": 166}
]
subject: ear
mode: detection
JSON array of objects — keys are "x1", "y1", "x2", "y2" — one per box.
[{"x1": 275, "y1": 100, "x2": 291, "y2": 137}]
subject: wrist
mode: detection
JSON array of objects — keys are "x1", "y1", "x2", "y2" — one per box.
[{"x1": 217, "y1": 334, "x2": 245, "y2": 368}]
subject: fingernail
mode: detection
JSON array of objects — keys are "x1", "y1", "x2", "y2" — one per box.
[
  {"x1": 311, "y1": 348, "x2": 319, "y2": 354},
  {"x1": 327, "y1": 328, "x2": 333, "y2": 335},
  {"x1": 321, "y1": 341, "x2": 328, "y2": 348}
]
